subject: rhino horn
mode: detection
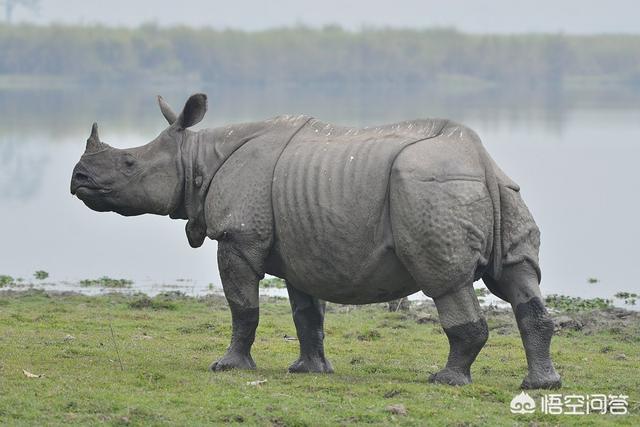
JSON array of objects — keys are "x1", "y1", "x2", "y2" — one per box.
[
  {"x1": 85, "y1": 122, "x2": 107, "y2": 153},
  {"x1": 90, "y1": 122, "x2": 99, "y2": 139}
]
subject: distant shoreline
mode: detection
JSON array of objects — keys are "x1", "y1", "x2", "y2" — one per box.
[{"x1": 1, "y1": 24, "x2": 639, "y2": 93}]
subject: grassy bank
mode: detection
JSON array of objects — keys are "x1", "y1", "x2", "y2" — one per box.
[{"x1": 0, "y1": 291, "x2": 638, "y2": 425}]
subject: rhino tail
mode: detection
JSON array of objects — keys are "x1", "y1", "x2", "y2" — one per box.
[{"x1": 476, "y1": 141, "x2": 503, "y2": 281}]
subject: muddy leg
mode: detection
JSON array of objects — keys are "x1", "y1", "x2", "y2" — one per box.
[
  {"x1": 286, "y1": 281, "x2": 333, "y2": 373},
  {"x1": 500, "y1": 262, "x2": 561, "y2": 389},
  {"x1": 210, "y1": 242, "x2": 260, "y2": 372},
  {"x1": 429, "y1": 285, "x2": 488, "y2": 386}
]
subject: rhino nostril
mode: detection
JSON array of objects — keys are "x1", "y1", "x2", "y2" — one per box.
[{"x1": 74, "y1": 172, "x2": 89, "y2": 182}]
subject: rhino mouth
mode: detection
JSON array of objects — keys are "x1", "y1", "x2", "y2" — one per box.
[
  {"x1": 70, "y1": 171, "x2": 112, "y2": 196},
  {"x1": 72, "y1": 185, "x2": 112, "y2": 196},
  {"x1": 73, "y1": 188, "x2": 114, "y2": 213}
]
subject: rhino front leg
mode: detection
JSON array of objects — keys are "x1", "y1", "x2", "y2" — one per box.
[
  {"x1": 429, "y1": 285, "x2": 488, "y2": 386},
  {"x1": 210, "y1": 242, "x2": 260, "y2": 372},
  {"x1": 286, "y1": 281, "x2": 333, "y2": 373}
]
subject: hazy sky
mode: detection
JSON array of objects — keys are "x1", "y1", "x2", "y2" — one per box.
[{"x1": 10, "y1": 0, "x2": 640, "y2": 33}]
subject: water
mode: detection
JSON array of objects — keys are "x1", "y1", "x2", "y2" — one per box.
[{"x1": 1, "y1": 87, "x2": 639, "y2": 302}]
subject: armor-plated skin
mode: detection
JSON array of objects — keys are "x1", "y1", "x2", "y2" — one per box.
[{"x1": 70, "y1": 94, "x2": 561, "y2": 389}]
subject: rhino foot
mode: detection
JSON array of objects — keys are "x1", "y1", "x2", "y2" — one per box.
[
  {"x1": 521, "y1": 372, "x2": 561, "y2": 390},
  {"x1": 428, "y1": 368, "x2": 471, "y2": 386},
  {"x1": 209, "y1": 352, "x2": 256, "y2": 372},
  {"x1": 288, "y1": 356, "x2": 334, "y2": 374}
]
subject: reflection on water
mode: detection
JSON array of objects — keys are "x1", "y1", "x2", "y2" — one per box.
[
  {"x1": 1, "y1": 87, "x2": 639, "y2": 300},
  {"x1": 0, "y1": 140, "x2": 48, "y2": 201}
]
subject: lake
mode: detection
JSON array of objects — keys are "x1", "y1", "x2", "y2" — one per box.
[{"x1": 1, "y1": 86, "x2": 638, "y2": 301}]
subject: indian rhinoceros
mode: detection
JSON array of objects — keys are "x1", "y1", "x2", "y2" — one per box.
[{"x1": 70, "y1": 93, "x2": 561, "y2": 389}]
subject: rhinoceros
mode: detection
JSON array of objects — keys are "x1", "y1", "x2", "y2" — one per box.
[{"x1": 70, "y1": 93, "x2": 561, "y2": 389}]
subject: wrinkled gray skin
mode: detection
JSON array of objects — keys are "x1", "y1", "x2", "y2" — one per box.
[{"x1": 71, "y1": 94, "x2": 561, "y2": 389}]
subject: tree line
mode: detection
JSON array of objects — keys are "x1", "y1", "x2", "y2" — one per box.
[{"x1": 1, "y1": 23, "x2": 639, "y2": 90}]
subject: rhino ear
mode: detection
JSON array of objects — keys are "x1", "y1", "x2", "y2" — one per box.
[
  {"x1": 176, "y1": 93, "x2": 207, "y2": 129},
  {"x1": 157, "y1": 95, "x2": 178, "y2": 125}
]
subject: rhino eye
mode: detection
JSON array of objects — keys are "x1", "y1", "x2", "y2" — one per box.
[
  {"x1": 124, "y1": 157, "x2": 136, "y2": 168},
  {"x1": 119, "y1": 155, "x2": 138, "y2": 175}
]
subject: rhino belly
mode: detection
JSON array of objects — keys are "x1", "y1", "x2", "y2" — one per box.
[{"x1": 270, "y1": 240, "x2": 419, "y2": 304}]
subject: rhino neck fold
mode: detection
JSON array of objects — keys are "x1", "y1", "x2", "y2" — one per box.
[{"x1": 174, "y1": 121, "x2": 274, "y2": 247}]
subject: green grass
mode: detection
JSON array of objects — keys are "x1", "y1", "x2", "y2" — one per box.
[
  {"x1": 33, "y1": 271, "x2": 49, "y2": 281},
  {"x1": 259, "y1": 277, "x2": 287, "y2": 289},
  {"x1": 545, "y1": 294, "x2": 613, "y2": 311},
  {"x1": 614, "y1": 292, "x2": 638, "y2": 306},
  {"x1": 0, "y1": 291, "x2": 638, "y2": 426}
]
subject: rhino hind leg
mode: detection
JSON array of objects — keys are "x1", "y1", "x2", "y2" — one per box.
[
  {"x1": 286, "y1": 281, "x2": 333, "y2": 373},
  {"x1": 428, "y1": 285, "x2": 488, "y2": 386},
  {"x1": 498, "y1": 261, "x2": 561, "y2": 389},
  {"x1": 390, "y1": 178, "x2": 493, "y2": 384}
]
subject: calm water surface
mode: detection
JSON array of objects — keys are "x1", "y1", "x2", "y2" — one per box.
[{"x1": 1, "y1": 88, "x2": 638, "y2": 300}]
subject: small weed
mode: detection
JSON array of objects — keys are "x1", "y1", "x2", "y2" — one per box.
[
  {"x1": 220, "y1": 415, "x2": 245, "y2": 423},
  {"x1": 259, "y1": 277, "x2": 286, "y2": 288},
  {"x1": 128, "y1": 296, "x2": 176, "y2": 310},
  {"x1": 177, "y1": 322, "x2": 218, "y2": 334},
  {"x1": 614, "y1": 291, "x2": 638, "y2": 305},
  {"x1": 357, "y1": 329, "x2": 381, "y2": 341},
  {"x1": 600, "y1": 345, "x2": 614, "y2": 353},
  {"x1": 474, "y1": 288, "x2": 489, "y2": 297},
  {"x1": 80, "y1": 277, "x2": 133, "y2": 288},
  {"x1": 545, "y1": 294, "x2": 612, "y2": 311},
  {"x1": 64, "y1": 401, "x2": 78, "y2": 410},
  {"x1": 350, "y1": 357, "x2": 364, "y2": 365},
  {"x1": 383, "y1": 389, "x2": 403, "y2": 398},
  {"x1": 138, "y1": 371, "x2": 166, "y2": 384},
  {"x1": 34, "y1": 270, "x2": 49, "y2": 280},
  {"x1": 192, "y1": 343, "x2": 217, "y2": 352},
  {"x1": 0, "y1": 275, "x2": 15, "y2": 287}
]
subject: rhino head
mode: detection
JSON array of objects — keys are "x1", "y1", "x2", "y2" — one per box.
[{"x1": 70, "y1": 93, "x2": 207, "y2": 217}]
